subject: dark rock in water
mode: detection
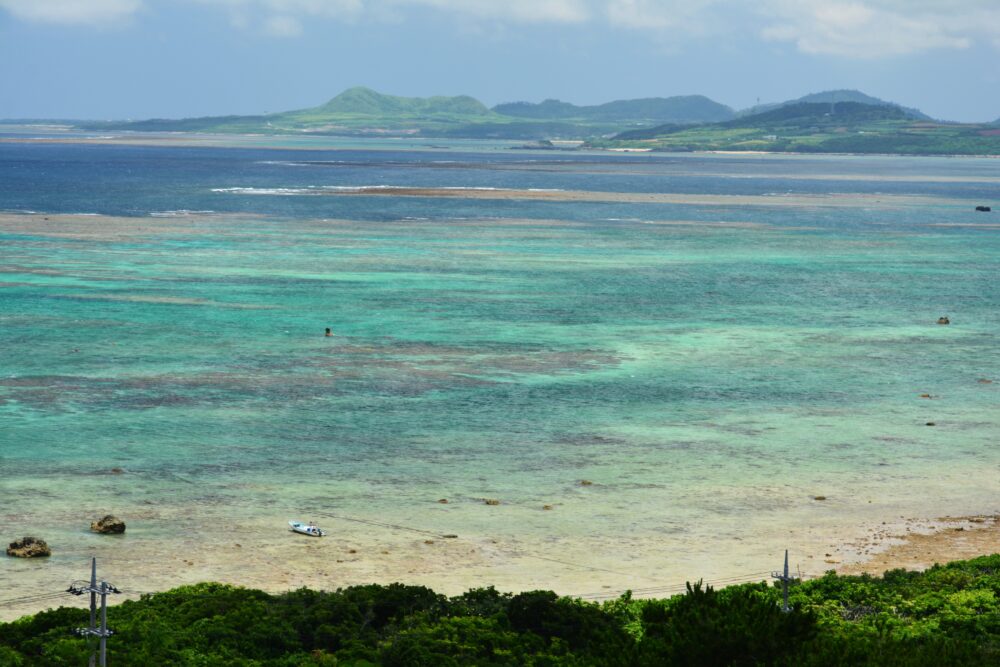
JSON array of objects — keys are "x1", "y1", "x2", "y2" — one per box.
[
  {"x1": 925, "y1": 422, "x2": 936, "y2": 426},
  {"x1": 483, "y1": 498, "x2": 500, "y2": 506},
  {"x1": 937, "y1": 316, "x2": 950, "y2": 325},
  {"x1": 975, "y1": 206, "x2": 991, "y2": 212},
  {"x1": 437, "y1": 498, "x2": 449, "y2": 504},
  {"x1": 813, "y1": 496, "x2": 827, "y2": 501},
  {"x1": 91, "y1": 515, "x2": 126, "y2": 534},
  {"x1": 7, "y1": 536, "x2": 51, "y2": 558},
  {"x1": 579, "y1": 480, "x2": 594, "y2": 486},
  {"x1": 110, "y1": 467, "x2": 125, "y2": 474}
]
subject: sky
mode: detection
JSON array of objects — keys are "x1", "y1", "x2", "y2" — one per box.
[{"x1": 1, "y1": 0, "x2": 998, "y2": 122}]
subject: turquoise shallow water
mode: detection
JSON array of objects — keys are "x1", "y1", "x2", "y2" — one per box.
[{"x1": 1, "y1": 139, "x2": 998, "y2": 614}]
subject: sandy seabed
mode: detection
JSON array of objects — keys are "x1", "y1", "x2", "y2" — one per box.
[
  {"x1": 2, "y1": 209, "x2": 998, "y2": 621},
  {"x1": 3, "y1": 509, "x2": 997, "y2": 621}
]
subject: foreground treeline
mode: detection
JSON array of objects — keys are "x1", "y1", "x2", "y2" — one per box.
[{"x1": 1, "y1": 555, "x2": 998, "y2": 666}]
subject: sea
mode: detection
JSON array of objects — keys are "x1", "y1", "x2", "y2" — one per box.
[{"x1": 1, "y1": 131, "x2": 998, "y2": 615}]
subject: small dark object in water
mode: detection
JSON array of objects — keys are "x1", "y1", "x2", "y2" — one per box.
[
  {"x1": 814, "y1": 496, "x2": 827, "y2": 501},
  {"x1": 975, "y1": 206, "x2": 991, "y2": 212},
  {"x1": 7, "y1": 537, "x2": 50, "y2": 558},
  {"x1": 937, "y1": 317, "x2": 950, "y2": 325},
  {"x1": 91, "y1": 515, "x2": 126, "y2": 534},
  {"x1": 325, "y1": 327, "x2": 332, "y2": 337},
  {"x1": 925, "y1": 422, "x2": 936, "y2": 426}
]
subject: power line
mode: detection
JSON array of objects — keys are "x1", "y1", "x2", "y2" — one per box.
[
  {"x1": 573, "y1": 554, "x2": 806, "y2": 602},
  {"x1": 307, "y1": 509, "x2": 458, "y2": 539},
  {"x1": 306, "y1": 507, "x2": 667, "y2": 582},
  {"x1": 516, "y1": 552, "x2": 657, "y2": 581},
  {"x1": 0, "y1": 592, "x2": 73, "y2": 607}
]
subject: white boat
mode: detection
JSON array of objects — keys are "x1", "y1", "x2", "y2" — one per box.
[{"x1": 289, "y1": 520, "x2": 326, "y2": 537}]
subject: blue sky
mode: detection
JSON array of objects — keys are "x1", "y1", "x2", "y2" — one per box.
[{"x1": 1, "y1": 0, "x2": 998, "y2": 122}]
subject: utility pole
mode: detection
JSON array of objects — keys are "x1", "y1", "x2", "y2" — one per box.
[
  {"x1": 771, "y1": 549, "x2": 793, "y2": 613},
  {"x1": 69, "y1": 558, "x2": 120, "y2": 666}
]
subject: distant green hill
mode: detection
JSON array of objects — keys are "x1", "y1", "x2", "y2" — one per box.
[
  {"x1": 729, "y1": 101, "x2": 910, "y2": 125},
  {"x1": 66, "y1": 87, "x2": 996, "y2": 152},
  {"x1": 600, "y1": 102, "x2": 1000, "y2": 155},
  {"x1": 493, "y1": 95, "x2": 735, "y2": 124},
  {"x1": 740, "y1": 89, "x2": 930, "y2": 121},
  {"x1": 616, "y1": 102, "x2": 910, "y2": 141},
  {"x1": 81, "y1": 87, "x2": 505, "y2": 135},
  {"x1": 77, "y1": 88, "x2": 734, "y2": 139},
  {"x1": 315, "y1": 87, "x2": 492, "y2": 117}
]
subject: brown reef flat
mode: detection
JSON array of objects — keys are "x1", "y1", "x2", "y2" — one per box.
[{"x1": 836, "y1": 514, "x2": 999, "y2": 576}]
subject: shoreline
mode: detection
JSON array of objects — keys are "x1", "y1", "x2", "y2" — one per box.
[
  {"x1": 835, "y1": 513, "x2": 999, "y2": 576},
  {"x1": 4, "y1": 512, "x2": 997, "y2": 621},
  {"x1": 2, "y1": 132, "x2": 1000, "y2": 159},
  {"x1": 212, "y1": 185, "x2": 973, "y2": 209}
]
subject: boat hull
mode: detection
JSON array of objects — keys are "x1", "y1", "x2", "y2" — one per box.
[{"x1": 288, "y1": 521, "x2": 325, "y2": 537}]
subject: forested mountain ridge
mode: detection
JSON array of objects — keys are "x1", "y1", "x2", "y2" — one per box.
[
  {"x1": 598, "y1": 101, "x2": 1000, "y2": 155},
  {"x1": 493, "y1": 95, "x2": 735, "y2": 124}
]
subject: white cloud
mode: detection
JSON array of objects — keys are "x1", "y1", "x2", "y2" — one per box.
[
  {"x1": 759, "y1": 1, "x2": 999, "y2": 57},
  {"x1": 261, "y1": 0, "x2": 364, "y2": 18},
  {"x1": 405, "y1": 0, "x2": 589, "y2": 24},
  {"x1": 194, "y1": 0, "x2": 587, "y2": 27},
  {"x1": 195, "y1": 0, "x2": 365, "y2": 21},
  {"x1": 191, "y1": 0, "x2": 366, "y2": 36},
  {"x1": 605, "y1": 0, "x2": 720, "y2": 31},
  {"x1": 0, "y1": 0, "x2": 141, "y2": 24},
  {"x1": 422, "y1": 1, "x2": 998, "y2": 56},
  {"x1": 4, "y1": 0, "x2": 998, "y2": 57},
  {"x1": 262, "y1": 14, "x2": 302, "y2": 36}
]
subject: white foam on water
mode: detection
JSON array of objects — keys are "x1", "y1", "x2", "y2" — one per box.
[
  {"x1": 211, "y1": 185, "x2": 522, "y2": 195},
  {"x1": 211, "y1": 187, "x2": 313, "y2": 195},
  {"x1": 150, "y1": 210, "x2": 218, "y2": 217}
]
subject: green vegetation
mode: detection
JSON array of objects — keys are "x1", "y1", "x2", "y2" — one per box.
[
  {"x1": 81, "y1": 88, "x2": 506, "y2": 136},
  {"x1": 55, "y1": 87, "x2": 1000, "y2": 152},
  {"x1": 493, "y1": 96, "x2": 735, "y2": 124},
  {"x1": 596, "y1": 102, "x2": 1000, "y2": 155},
  {"x1": 76, "y1": 87, "x2": 736, "y2": 139},
  {"x1": 2, "y1": 555, "x2": 998, "y2": 665},
  {"x1": 315, "y1": 87, "x2": 492, "y2": 117},
  {"x1": 739, "y1": 89, "x2": 931, "y2": 120}
]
